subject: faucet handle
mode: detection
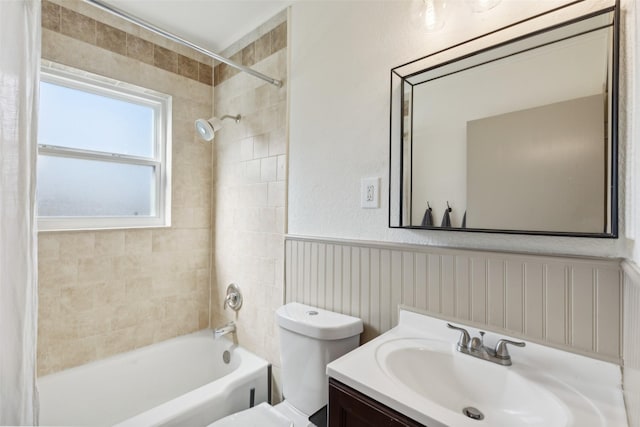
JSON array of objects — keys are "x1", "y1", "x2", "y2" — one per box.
[
  {"x1": 223, "y1": 283, "x2": 243, "y2": 311},
  {"x1": 447, "y1": 323, "x2": 471, "y2": 350},
  {"x1": 494, "y1": 338, "x2": 526, "y2": 359}
]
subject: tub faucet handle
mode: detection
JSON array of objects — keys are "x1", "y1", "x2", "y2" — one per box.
[
  {"x1": 224, "y1": 293, "x2": 238, "y2": 309},
  {"x1": 224, "y1": 283, "x2": 243, "y2": 311}
]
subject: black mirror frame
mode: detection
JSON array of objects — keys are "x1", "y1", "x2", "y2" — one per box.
[{"x1": 388, "y1": 0, "x2": 619, "y2": 238}]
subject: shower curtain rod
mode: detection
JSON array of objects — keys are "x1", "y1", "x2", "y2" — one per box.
[{"x1": 83, "y1": 0, "x2": 283, "y2": 88}]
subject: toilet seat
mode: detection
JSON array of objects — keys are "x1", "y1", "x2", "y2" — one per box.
[
  {"x1": 207, "y1": 401, "x2": 316, "y2": 427},
  {"x1": 207, "y1": 402, "x2": 293, "y2": 427},
  {"x1": 273, "y1": 401, "x2": 315, "y2": 427}
]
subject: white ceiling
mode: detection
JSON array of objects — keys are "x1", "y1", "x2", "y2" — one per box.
[{"x1": 102, "y1": 0, "x2": 292, "y2": 53}]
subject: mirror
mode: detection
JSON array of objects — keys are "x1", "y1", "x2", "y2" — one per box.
[{"x1": 389, "y1": 2, "x2": 618, "y2": 237}]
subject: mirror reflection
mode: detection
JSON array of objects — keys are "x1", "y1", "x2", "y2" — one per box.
[{"x1": 390, "y1": 5, "x2": 618, "y2": 237}]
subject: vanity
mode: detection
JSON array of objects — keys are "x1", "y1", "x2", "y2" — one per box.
[{"x1": 326, "y1": 308, "x2": 627, "y2": 426}]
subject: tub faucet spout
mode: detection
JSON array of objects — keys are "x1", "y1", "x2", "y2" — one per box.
[{"x1": 214, "y1": 321, "x2": 236, "y2": 340}]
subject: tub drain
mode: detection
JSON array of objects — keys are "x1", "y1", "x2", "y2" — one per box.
[{"x1": 462, "y1": 407, "x2": 484, "y2": 421}]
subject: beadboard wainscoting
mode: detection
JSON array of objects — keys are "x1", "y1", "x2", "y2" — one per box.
[
  {"x1": 624, "y1": 261, "x2": 640, "y2": 427},
  {"x1": 284, "y1": 236, "x2": 623, "y2": 363}
]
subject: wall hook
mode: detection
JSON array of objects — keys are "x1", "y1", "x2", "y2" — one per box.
[{"x1": 446, "y1": 201, "x2": 452, "y2": 212}]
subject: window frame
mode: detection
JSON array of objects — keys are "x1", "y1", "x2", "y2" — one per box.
[{"x1": 37, "y1": 65, "x2": 172, "y2": 231}]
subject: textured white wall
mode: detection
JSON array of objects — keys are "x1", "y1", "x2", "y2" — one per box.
[{"x1": 288, "y1": 0, "x2": 634, "y2": 258}]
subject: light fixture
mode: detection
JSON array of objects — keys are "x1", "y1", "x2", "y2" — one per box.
[
  {"x1": 194, "y1": 114, "x2": 241, "y2": 142},
  {"x1": 466, "y1": 0, "x2": 501, "y2": 13},
  {"x1": 411, "y1": 0, "x2": 448, "y2": 32}
]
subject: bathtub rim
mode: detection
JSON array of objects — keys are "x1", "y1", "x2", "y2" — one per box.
[{"x1": 38, "y1": 329, "x2": 271, "y2": 427}]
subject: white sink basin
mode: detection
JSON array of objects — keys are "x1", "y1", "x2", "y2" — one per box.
[
  {"x1": 327, "y1": 308, "x2": 627, "y2": 427},
  {"x1": 376, "y1": 338, "x2": 568, "y2": 426}
]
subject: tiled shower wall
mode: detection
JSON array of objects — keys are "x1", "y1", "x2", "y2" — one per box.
[
  {"x1": 285, "y1": 236, "x2": 623, "y2": 363},
  {"x1": 38, "y1": 0, "x2": 213, "y2": 376},
  {"x1": 624, "y1": 261, "x2": 640, "y2": 427},
  {"x1": 210, "y1": 12, "x2": 288, "y2": 400}
]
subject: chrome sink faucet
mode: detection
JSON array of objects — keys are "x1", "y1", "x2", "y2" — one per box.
[{"x1": 447, "y1": 323, "x2": 525, "y2": 366}]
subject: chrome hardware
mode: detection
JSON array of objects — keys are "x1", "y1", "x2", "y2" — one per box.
[
  {"x1": 446, "y1": 323, "x2": 470, "y2": 351},
  {"x1": 469, "y1": 331, "x2": 485, "y2": 352},
  {"x1": 447, "y1": 323, "x2": 526, "y2": 366},
  {"x1": 462, "y1": 406, "x2": 484, "y2": 421},
  {"x1": 224, "y1": 283, "x2": 243, "y2": 311},
  {"x1": 494, "y1": 338, "x2": 526, "y2": 360},
  {"x1": 214, "y1": 321, "x2": 236, "y2": 339}
]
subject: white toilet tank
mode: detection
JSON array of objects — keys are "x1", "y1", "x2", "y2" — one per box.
[{"x1": 276, "y1": 303, "x2": 363, "y2": 417}]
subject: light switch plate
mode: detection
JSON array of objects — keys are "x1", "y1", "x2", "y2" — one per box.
[{"x1": 361, "y1": 177, "x2": 380, "y2": 209}]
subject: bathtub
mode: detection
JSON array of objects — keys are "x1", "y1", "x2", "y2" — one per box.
[{"x1": 38, "y1": 330, "x2": 270, "y2": 426}]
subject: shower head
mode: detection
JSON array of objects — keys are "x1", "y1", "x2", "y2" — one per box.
[{"x1": 195, "y1": 114, "x2": 241, "y2": 142}]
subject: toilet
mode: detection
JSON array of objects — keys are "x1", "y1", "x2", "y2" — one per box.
[{"x1": 210, "y1": 302, "x2": 363, "y2": 427}]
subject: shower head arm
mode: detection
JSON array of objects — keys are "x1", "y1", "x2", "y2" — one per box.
[
  {"x1": 220, "y1": 114, "x2": 241, "y2": 123},
  {"x1": 194, "y1": 114, "x2": 242, "y2": 142}
]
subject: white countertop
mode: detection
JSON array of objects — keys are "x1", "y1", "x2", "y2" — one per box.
[{"x1": 327, "y1": 308, "x2": 627, "y2": 427}]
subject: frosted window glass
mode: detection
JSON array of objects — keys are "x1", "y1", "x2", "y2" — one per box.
[
  {"x1": 37, "y1": 156, "x2": 155, "y2": 217},
  {"x1": 39, "y1": 81, "x2": 155, "y2": 158}
]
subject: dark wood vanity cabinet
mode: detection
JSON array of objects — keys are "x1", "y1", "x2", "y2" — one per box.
[{"x1": 328, "y1": 378, "x2": 425, "y2": 427}]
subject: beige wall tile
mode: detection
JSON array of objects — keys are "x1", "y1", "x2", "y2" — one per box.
[
  {"x1": 276, "y1": 155, "x2": 287, "y2": 181},
  {"x1": 94, "y1": 280, "x2": 127, "y2": 307},
  {"x1": 58, "y1": 233, "x2": 95, "y2": 260},
  {"x1": 96, "y1": 22, "x2": 126, "y2": 56},
  {"x1": 272, "y1": 22, "x2": 287, "y2": 53},
  {"x1": 42, "y1": 0, "x2": 61, "y2": 32},
  {"x1": 253, "y1": 133, "x2": 269, "y2": 158},
  {"x1": 261, "y1": 157, "x2": 277, "y2": 182},
  {"x1": 38, "y1": 258, "x2": 77, "y2": 288},
  {"x1": 242, "y1": 42, "x2": 256, "y2": 67},
  {"x1": 199, "y1": 62, "x2": 213, "y2": 86},
  {"x1": 254, "y1": 33, "x2": 272, "y2": 65},
  {"x1": 178, "y1": 54, "x2": 199, "y2": 81},
  {"x1": 38, "y1": 2, "x2": 212, "y2": 376},
  {"x1": 125, "y1": 276, "x2": 153, "y2": 300},
  {"x1": 38, "y1": 234, "x2": 60, "y2": 260},
  {"x1": 60, "y1": 286, "x2": 94, "y2": 312},
  {"x1": 154, "y1": 45, "x2": 178, "y2": 74},
  {"x1": 212, "y1": 21, "x2": 288, "y2": 399},
  {"x1": 126, "y1": 34, "x2": 154, "y2": 65},
  {"x1": 125, "y1": 229, "x2": 152, "y2": 254},
  {"x1": 60, "y1": 7, "x2": 96, "y2": 45},
  {"x1": 46, "y1": 0, "x2": 212, "y2": 78},
  {"x1": 95, "y1": 231, "x2": 125, "y2": 256}
]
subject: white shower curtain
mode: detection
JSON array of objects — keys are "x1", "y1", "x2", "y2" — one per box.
[{"x1": 0, "y1": 0, "x2": 40, "y2": 425}]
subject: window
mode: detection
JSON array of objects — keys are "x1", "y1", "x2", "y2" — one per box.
[{"x1": 37, "y1": 65, "x2": 171, "y2": 230}]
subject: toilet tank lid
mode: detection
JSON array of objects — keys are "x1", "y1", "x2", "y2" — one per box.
[{"x1": 276, "y1": 303, "x2": 363, "y2": 340}]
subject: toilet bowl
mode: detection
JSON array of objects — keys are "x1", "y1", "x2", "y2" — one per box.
[{"x1": 209, "y1": 302, "x2": 363, "y2": 427}]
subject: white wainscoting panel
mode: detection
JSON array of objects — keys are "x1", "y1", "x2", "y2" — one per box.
[
  {"x1": 624, "y1": 261, "x2": 640, "y2": 427},
  {"x1": 285, "y1": 236, "x2": 622, "y2": 363}
]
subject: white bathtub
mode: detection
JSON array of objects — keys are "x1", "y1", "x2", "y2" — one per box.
[{"x1": 38, "y1": 330, "x2": 270, "y2": 426}]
